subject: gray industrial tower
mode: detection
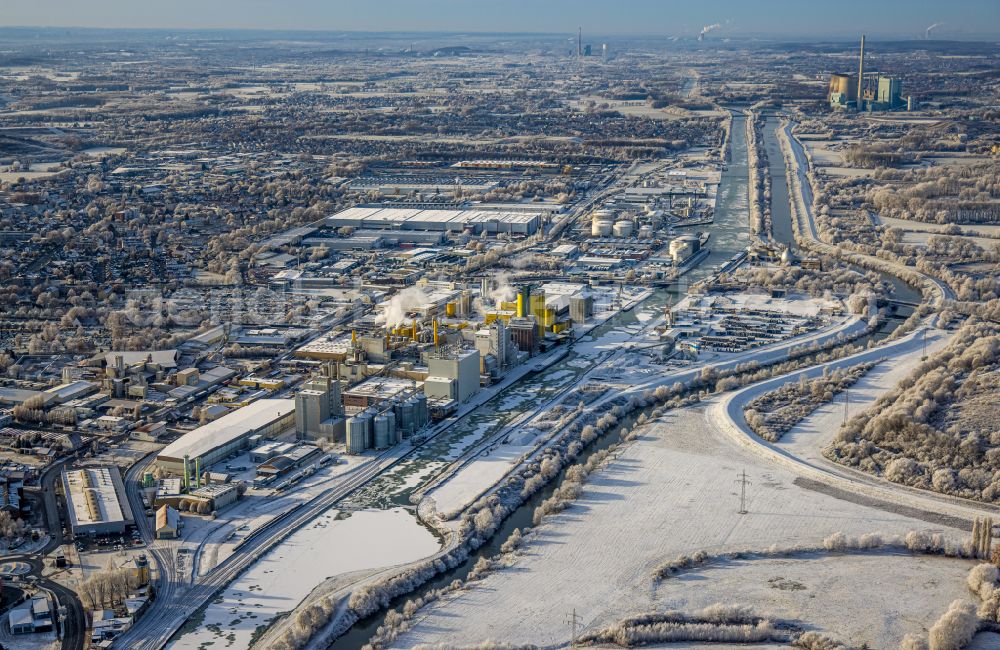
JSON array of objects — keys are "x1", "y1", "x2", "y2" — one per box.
[{"x1": 857, "y1": 34, "x2": 866, "y2": 111}]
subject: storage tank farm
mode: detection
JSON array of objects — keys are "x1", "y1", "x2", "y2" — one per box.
[
  {"x1": 591, "y1": 209, "x2": 613, "y2": 237},
  {"x1": 344, "y1": 391, "x2": 428, "y2": 454}
]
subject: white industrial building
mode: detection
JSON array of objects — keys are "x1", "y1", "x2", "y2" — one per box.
[
  {"x1": 156, "y1": 399, "x2": 295, "y2": 476},
  {"x1": 326, "y1": 206, "x2": 541, "y2": 235},
  {"x1": 188, "y1": 483, "x2": 239, "y2": 511},
  {"x1": 424, "y1": 349, "x2": 480, "y2": 404},
  {"x1": 62, "y1": 466, "x2": 135, "y2": 536}
]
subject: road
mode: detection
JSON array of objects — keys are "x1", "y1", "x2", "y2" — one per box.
[
  {"x1": 0, "y1": 552, "x2": 86, "y2": 650},
  {"x1": 9, "y1": 458, "x2": 87, "y2": 650},
  {"x1": 710, "y1": 325, "x2": 995, "y2": 528}
]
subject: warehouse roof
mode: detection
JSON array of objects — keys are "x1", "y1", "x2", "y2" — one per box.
[
  {"x1": 104, "y1": 350, "x2": 178, "y2": 369},
  {"x1": 62, "y1": 466, "x2": 133, "y2": 530},
  {"x1": 325, "y1": 207, "x2": 541, "y2": 231},
  {"x1": 158, "y1": 399, "x2": 295, "y2": 462}
]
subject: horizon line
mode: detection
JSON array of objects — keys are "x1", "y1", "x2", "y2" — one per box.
[{"x1": 1, "y1": 24, "x2": 998, "y2": 42}]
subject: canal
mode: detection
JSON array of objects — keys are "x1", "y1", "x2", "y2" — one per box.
[{"x1": 761, "y1": 112, "x2": 922, "y2": 305}]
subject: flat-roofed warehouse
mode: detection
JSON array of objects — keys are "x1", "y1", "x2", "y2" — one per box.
[
  {"x1": 62, "y1": 466, "x2": 135, "y2": 536},
  {"x1": 325, "y1": 207, "x2": 540, "y2": 235},
  {"x1": 155, "y1": 399, "x2": 295, "y2": 475}
]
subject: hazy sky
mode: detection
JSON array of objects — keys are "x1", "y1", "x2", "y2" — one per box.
[{"x1": 3, "y1": 0, "x2": 999, "y2": 38}]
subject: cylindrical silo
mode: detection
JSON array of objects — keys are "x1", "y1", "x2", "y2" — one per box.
[
  {"x1": 374, "y1": 415, "x2": 391, "y2": 450},
  {"x1": 399, "y1": 399, "x2": 416, "y2": 437},
  {"x1": 361, "y1": 410, "x2": 374, "y2": 449},
  {"x1": 346, "y1": 417, "x2": 367, "y2": 454},
  {"x1": 385, "y1": 410, "x2": 398, "y2": 445},
  {"x1": 415, "y1": 394, "x2": 429, "y2": 428}
]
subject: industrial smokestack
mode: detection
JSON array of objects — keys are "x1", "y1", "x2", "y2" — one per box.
[
  {"x1": 698, "y1": 23, "x2": 721, "y2": 42},
  {"x1": 578, "y1": 27, "x2": 582, "y2": 57},
  {"x1": 857, "y1": 34, "x2": 865, "y2": 111}
]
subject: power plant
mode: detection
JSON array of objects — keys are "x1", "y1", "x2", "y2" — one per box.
[
  {"x1": 827, "y1": 34, "x2": 908, "y2": 112},
  {"x1": 697, "y1": 23, "x2": 721, "y2": 42}
]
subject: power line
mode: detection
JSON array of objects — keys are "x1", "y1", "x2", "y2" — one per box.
[
  {"x1": 735, "y1": 469, "x2": 751, "y2": 515},
  {"x1": 565, "y1": 608, "x2": 583, "y2": 646},
  {"x1": 843, "y1": 387, "x2": 849, "y2": 425}
]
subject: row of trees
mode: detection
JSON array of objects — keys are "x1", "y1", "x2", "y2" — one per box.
[
  {"x1": 744, "y1": 361, "x2": 877, "y2": 442},
  {"x1": 745, "y1": 111, "x2": 772, "y2": 239},
  {"x1": 827, "y1": 312, "x2": 1000, "y2": 502},
  {"x1": 77, "y1": 564, "x2": 144, "y2": 611}
]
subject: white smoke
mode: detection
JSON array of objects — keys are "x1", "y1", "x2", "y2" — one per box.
[
  {"x1": 925, "y1": 22, "x2": 945, "y2": 39},
  {"x1": 700, "y1": 23, "x2": 721, "y2": 36},
  {"x1": 379, "y1": 286, "x2": 430, "y2": 329},
  {"x1": 488, "y1": 271, "x2": 516, "y2": 307}
]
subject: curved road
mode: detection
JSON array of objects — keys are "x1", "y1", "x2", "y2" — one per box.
[{"x1": 710, "y1": 325, "x2": 995, "y2": 527}]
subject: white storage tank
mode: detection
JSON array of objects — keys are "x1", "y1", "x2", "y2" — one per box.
[
  {"x1": 613, "y1": 220, "x2": 634, "y2": 237},
  {"x1": 638, "y1": 225, "x2": 654, "y2": 238},
  {"x1": 346, "y1": 417, "x2": 367, "y2": 454},
  {"x1": 669, "y1": 234, "x2": 700, "y2": 264},
  {"x1": 374, "y1": 415, "x2": 392, "y2": 450},
  {"x1": 591, "y1": 220, "x2": 612, "y2": 237}
]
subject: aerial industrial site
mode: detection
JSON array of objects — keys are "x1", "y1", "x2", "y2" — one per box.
[{"x1": 0, "y1": 5, "x2": 998, "y2": 650}]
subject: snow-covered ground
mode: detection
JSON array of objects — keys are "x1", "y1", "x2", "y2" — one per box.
[
  {"x1": 776, "y1": 328, "x2": 950, "y2": 465},
  {"x1": 177, "y1": 453, "x2": 376, "y2": 575},
  {"x1": 0, "y1": 626, "x2": 58, "y2": 650},
  {"x1": 392, "y1": 401, "x2": 977, "y2": 649},
  {"x1": 168, "y1": 508, "x2": 439, "y2": 650},
  {"x1": 421, "y1": 291, "x2": 865, "y2": 522},
  {"x1": 653, "y1": 553, "x2": 969, "y2": 648},
  {"x1": 428, "y1": 445, "x2": 531, "y2": 519}
]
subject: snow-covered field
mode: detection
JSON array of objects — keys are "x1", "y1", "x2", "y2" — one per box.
[
  {"x1": 392, "y1": 400, "x2": 977, "y2": 649},
  {"x1": 654, "y1": 552, "x2": 970, "y2": 648},
  {"x1": 776, "y1": 327, "x2": 951, "y2": 465},
  {"x1": 179, "y1": 453, "x2": 375, "y2": 575},
  {"x1": 429, "y1": 446, "x2": 530, "y2": 518},
  {"x1": 169, "y1": 508, "x2": 439, "y2": 650},
  {"x1": 871, "y1": 214, "x2": 1000, "y2": 251}
]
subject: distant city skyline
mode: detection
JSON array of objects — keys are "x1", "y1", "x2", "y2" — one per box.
[{"x1": 3, "y1": 0, "x2": 999, "y2": 39}]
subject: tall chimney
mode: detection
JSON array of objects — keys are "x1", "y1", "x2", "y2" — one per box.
[
  {"x1": 857, "y1": 34, "x2": 866, "y2": 111},
  {"x1": 578, "y1": 27, "x2": 582, "y2": 57}
]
